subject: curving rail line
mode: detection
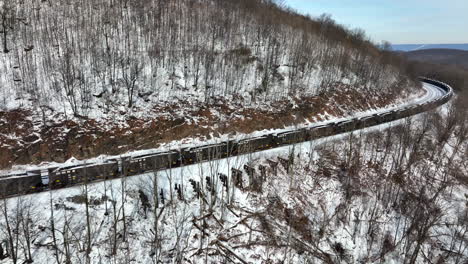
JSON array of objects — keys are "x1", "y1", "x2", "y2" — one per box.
[{"x1": 0, "y1": 77, "x2": 454, "y2": 197}]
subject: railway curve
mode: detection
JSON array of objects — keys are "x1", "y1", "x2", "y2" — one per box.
[{"x1": 0, "y1": 77, "x2": 454, "y2": 198}]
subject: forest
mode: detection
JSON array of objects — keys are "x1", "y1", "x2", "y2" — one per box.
[
  {"x1": 1, "y1": 0, "x2": 467, "y2": 263},
  {"x1": 0, "y1": 0, "x2": 426, "y2": 168},
  {"x1": 0, "y1": 89, "x2": 466, "y2": 264},
  {"x1": 0, "y1": 0, "x2": 415, "y2": 117}
]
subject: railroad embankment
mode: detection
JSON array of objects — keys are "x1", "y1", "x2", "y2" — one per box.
[{"x1": 0, "y1": 82, "x2": 423, "y2": 169}]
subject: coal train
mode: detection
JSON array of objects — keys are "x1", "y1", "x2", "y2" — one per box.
[{"x1": 0, "y1": 78, "x2": 453, "y2": 197}]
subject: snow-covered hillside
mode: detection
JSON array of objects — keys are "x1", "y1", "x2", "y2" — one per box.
[
  {"x1": 0, "y1": 0, "x2": 412, "y2": 116},
  {"x1": 0, "y1": 97, "x2": 466, "y2": 263},
  {"x1": 1, "y1": 81, "x2": 440, "y2": 176},
  {"x1": 0, "y1": 0, "x2": 422, "y2": 168}
]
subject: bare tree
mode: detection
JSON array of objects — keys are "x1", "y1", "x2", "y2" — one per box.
[
  {"x1": 19, "y1": 197, "x2": 36, "y2": 263},
  {"x1": 48, "y1": 191, "x2": 61, "y2": 264},
  {"x1": 0, "y1": 1, "x2": 16, "y2": 53},
  {"x1": 120, "y1": 56, "x2": 143, "y2": 108},
  {"x1": 1, "y1": 195, "x2": 22, "y2": 264}
]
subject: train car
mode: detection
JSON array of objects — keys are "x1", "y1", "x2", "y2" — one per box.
[
  {"x1": 299, "y1": 128, "x2": 311, "y2": 142},
  {"x1": 377, "y1": 112, "x2": 393, "y2": 123},
  {"x1": 352, "y1": 117, "x2": 365, "y2": 130},
  {"x1": 310, "y1": 124, "x2": 335, "y2": 139},
  {"x1": 277, "y1": 129, "x2": 308, "y2": 145},
  {"x1": 87, "y1": 162, "x2": 119, "y2": 180},
  {"x1": 125, "y1": 156, "x2": 149, "y2": 175},
  {"x1": 421, "y1": 101, "x2": 432, "y2": 112},
  {"x1": 0, "y1": 172, "x2": 43, "y2": 196},
  {"x1": 392, "y1": 109, "x2": 405, "y2": 121},
  {"x1": 49, "y1": 166, "x2": 74, "y2": 188},
  {"x1": 143, "y1": 151, "x2": 181, "y2": 170},
  {"x1": 49, "y1": 165, "x2": 84, "y2": 187},
  {"x1": 236, "y1": 135, "x2": 275, "y2": 154},
  {"x1": 360, "y1": 116, "x2": 377, "y2": 128},
  {"x1": 332, "y1": 121, "x2": 349, "y2": 134},
  {"x1": 0, "y1": 77, "x2": 453, "y2": 197},
  {"x1": 339, "y1": 120, "x2": 355, "y2": 132},
  {"x1": 226, "y1": 140, "x2": 238, "y2": 156},
  {"x1": 331, "y1": 122, "x2": 342, "y2": 134},
  {"x1": 49, "y1": 162, "x2": 118, "y2": 187},
  {"x1": 404, "y1": 105, "x2": 420, "y2": 117},
  {"x1": 182, "y1": 143, "x2": 227, "y2": 164},
  {"x1": 440, "y1": 93, "x2": 451, "y2": 104}
]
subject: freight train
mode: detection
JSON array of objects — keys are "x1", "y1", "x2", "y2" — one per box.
[{"x1": 0, "y1": 78, "x2": 453, "y2": 197}]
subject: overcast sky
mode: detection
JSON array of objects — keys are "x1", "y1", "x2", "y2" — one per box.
[{"x1": 284, "y1": 0, "x2": 468, "y2": 44}]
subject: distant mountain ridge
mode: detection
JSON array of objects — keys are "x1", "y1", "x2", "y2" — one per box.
[
  {"x1": 393, "y1": 44, "x2": 468, "y2": 51},
  {"x1": 403, "y1": 48, "x2": 468, "y2": 70}
]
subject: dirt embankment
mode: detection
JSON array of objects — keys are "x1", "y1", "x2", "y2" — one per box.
[{"x1": 0, "y1": 83, "x2": 418, "y2": 169}]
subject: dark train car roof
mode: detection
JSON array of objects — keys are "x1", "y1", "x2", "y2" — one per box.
[
  {"x1": 130, "y1": 150, "x2": 180, "y2": 160},
  {"x1": 187, "y1": 142, "x2": 227, "y2": 151},
  {"x1": 54, "y1": 162, "x2": 112, "y2": 173},
  {"x1": 0, "y1": 172, "x2": 29, "y2": 180},
  {"x1": 312, "y1": 124, "x2": 329, "y2": 128},
  {"x1": 238, "y1": 135, "x2": 270, "y2": 143},
  {"x1": 277, "y1": 130, "x2": 299, "y2": 136}
]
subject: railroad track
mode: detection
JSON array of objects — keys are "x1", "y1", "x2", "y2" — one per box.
[{"x1": 0, "y1": 77, "x2": 454, "y2": 198}]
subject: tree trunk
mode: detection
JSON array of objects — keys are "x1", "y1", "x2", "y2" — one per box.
[{"x1": 1, "y1": 17, "x2": 8, "y2": 53}]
